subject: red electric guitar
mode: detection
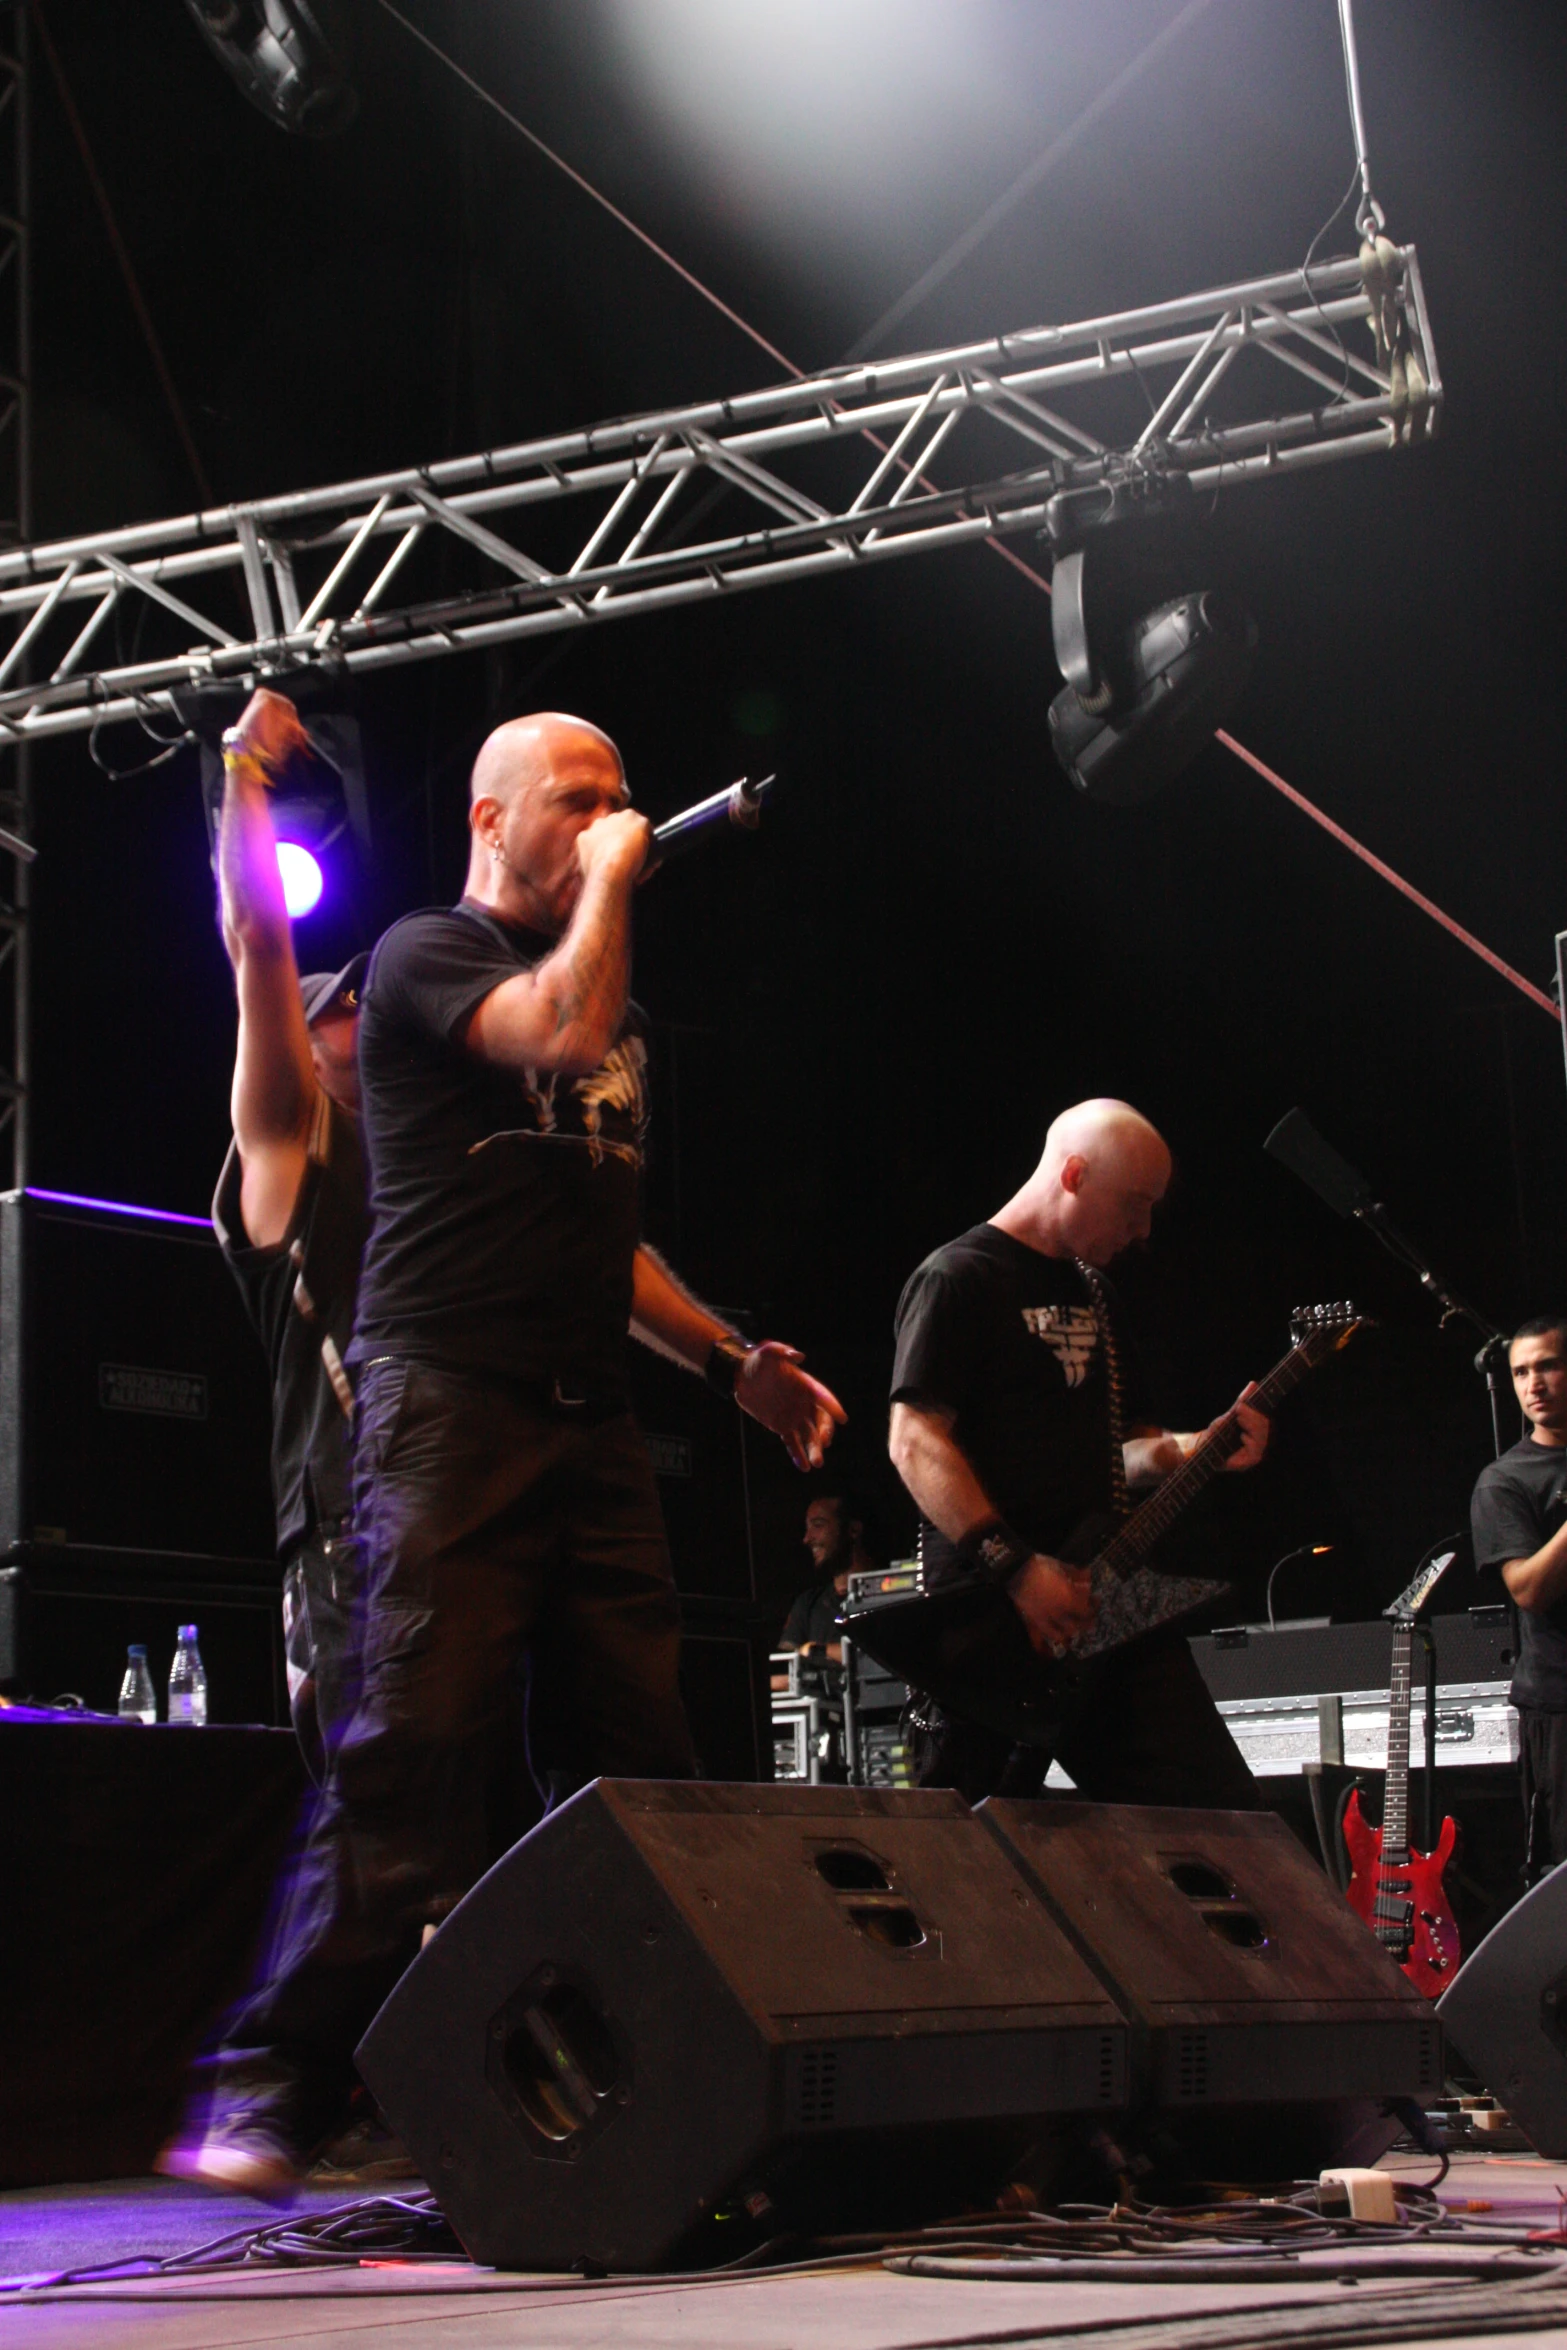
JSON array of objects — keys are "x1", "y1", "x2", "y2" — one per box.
[{"x1": 1342, "y1": 1547, "x2": 1462, "y2": 1998}]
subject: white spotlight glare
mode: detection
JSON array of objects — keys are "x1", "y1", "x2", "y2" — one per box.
[{"x1": 276, "y1": 840, "x2": 324, "y2": 920}]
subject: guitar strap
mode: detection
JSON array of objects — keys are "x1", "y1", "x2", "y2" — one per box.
[
  {"x1": 1073, "y1": 1258, "x2": 1129, "y2": 1523},
  {"x1": 1069, "y1": 1254, "x2": 1230, "y2": 1661}
]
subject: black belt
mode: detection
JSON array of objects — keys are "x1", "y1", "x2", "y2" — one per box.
[{"x1": 359, "y1": 1353, "x2": 630, "y2": 1426}]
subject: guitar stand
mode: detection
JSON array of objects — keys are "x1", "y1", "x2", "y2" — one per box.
[{"x1": 1303, "y1": 1761, "x2": 1362, "y2": 1892}]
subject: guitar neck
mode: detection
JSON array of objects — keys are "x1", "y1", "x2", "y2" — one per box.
[
  {"x1": 1380, "y1": 1623, "x2": 1413, "y2": 1865},
  {"x1": 1098, "y1": 1331, "x2": 1333, "y2": 1579}
]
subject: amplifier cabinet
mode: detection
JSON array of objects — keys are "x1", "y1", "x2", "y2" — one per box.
[
  {"x1": 0, "y1": 1545, "x2": 286, "y2": 1724},
  {"x1": 0, "y1": 1189, "x2": 275, "y2": 1560},
  {"x1": 677, "y1": 1598, "x2": 773, "y2": 1783}
]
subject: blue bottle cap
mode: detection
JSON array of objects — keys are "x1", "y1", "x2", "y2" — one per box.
[
  {"x1": 127, "y1": 1644, "x2": 147, "y2": 1659},
  {"x1": 177, "y1": 1624, "x2": 198, "y2": 1642}
]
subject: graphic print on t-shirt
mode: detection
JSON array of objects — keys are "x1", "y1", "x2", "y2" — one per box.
[
  {"x1": 1021, "y1": 1302, "x2": 1100, "y2": 1387},
  {"x1": 470, "y1": 1034, "x2": 649, "y2": 1170}
]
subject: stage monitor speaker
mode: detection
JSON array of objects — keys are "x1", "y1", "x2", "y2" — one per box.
[
  {"x1": 0, "y1": 1190, "x2": 275, "y2": 1560},
  {"x1": 356, "y1": 1780, "x2": 1130, "y2": 2271},
  {"x1": 978, "y1": 1800, "x2": 1441, "y2": 2170},
  {"x1": 1437, "y1": 1862, "x2": 1567, "y2": 2155}
]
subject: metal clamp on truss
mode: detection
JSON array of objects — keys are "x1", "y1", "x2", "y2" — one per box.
[{"x1": 1043, "y1": 462, "x2": 1196, "y2": 714}]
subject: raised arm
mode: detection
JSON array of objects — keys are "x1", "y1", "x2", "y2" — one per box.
[
  {"x1": 218, "y1": 688, "x2": 318, "y2": 1251},
  {"x1": 631, "y1": 1244, "x2": 845, "y2": 1472},
  {"x1": 888, "y1": 1397, "x2": 1096, "y2": 1653},
  {"x1": 465, "y1": 810, "x2": 649, "y2": 1078}
]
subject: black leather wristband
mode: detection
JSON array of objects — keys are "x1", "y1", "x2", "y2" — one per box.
[
  {"x1": 960, "y1": 1517, "x2": 1033, "y2": 1585},
  {"x1": 704, "y1": 1332, "x2": 751, "y2": 1399}
]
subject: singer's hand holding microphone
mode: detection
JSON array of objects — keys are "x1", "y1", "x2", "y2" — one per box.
[
  {"x1": 575, "y1": 805, "x2": 653, "y2": 888},
  {"x1": 576, "y1": 771, "x2": 775, "y2": 893}
]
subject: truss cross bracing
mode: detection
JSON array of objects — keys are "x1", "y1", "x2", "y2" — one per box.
[{"x1": 0, "y1": 250, "x2": 1439, "y2": 749}]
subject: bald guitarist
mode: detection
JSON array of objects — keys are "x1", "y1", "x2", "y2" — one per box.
[{"x1": 888, "y1": 1099, "x2": 1269, "y2": 1805}]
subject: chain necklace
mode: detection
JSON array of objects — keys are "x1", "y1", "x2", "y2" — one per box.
[{"x1": 1073, "y1": 1257, "x2": 1129, "y2": 1523}]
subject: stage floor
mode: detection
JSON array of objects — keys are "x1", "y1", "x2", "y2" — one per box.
[{"x1": 4, "y1": 2154, "x2": 1567, "y2": 2349}]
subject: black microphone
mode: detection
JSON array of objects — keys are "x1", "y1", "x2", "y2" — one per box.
[
  {"x1": 1263, "y1": 1108, "x2": 1377, "y2": 1219},
  {"x1": 648, "y1": 774, "x2": 775, "y2": 869}
]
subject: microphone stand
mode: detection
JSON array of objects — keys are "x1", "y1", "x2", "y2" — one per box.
[
  {"x1": 1348, "y1": 1199, "x2": 1511, "y2": 1459},
  {"x1": 1264, "y1": 1110, "x2": 1513, "y2": 1459}
]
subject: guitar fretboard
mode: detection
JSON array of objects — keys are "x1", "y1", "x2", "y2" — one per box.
[
  {"x1": 1096, "y1": 1325, "x2": 1344, "y2": 1583},
  {"x1": 1380, "y1": 1624, "x2": 1413, "y2": 1864}
]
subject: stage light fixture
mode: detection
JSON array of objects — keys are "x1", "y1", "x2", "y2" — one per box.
[
  {"x1": 181, "y1": 0, "x2": 358, "y2": 137},
  {"x1": 1048, "y1": 588, "x2": 1257, "y2": 807},
  {"x1": 275, "y1": 839, "x2": 324, "y2": 919},
  {"x1": 1043, "y1": 473, "x2": 1256, "y2": 806}
]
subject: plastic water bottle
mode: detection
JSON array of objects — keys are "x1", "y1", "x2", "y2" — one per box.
[
  {"x1": 168, "y1": 1624, "x2": 208, "y2": 1727},
  {"x1": 117, "y1": 1644, "x2": 156, "y2": 1724}
]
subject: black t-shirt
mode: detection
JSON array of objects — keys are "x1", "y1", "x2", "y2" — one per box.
[
  {"x1": 214, "y1": 1089, "x2": 368, "y2": 1559},
  {"x1": 350, "y1": 901, "x2": 648, "y2": 1394},
  {"x1": 890, "y1": 1224, "x2": 1146, "y2": 1580},
  {"x1": 781, "y1": 1579, "x2": 845, "y2": 1650},
  {"x1": 1471, "y1": 1435, "x2": 1567, "y2": 1711}
]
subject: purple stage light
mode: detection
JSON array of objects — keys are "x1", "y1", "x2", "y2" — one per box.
[
  {"x1": 276, "y1": 841, "x2": 324, "y2": 919},
  {"x1": 26, "y1": 1188, "x2": 210, "y2": 1228}
]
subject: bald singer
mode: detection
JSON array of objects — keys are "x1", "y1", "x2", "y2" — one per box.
[
  {"x1": 164, "y1": 711, "x2": 844, "y2": 2190},
  {"x1": 888, "y1": 1099, "x2": 1269, "y2": 1807}
]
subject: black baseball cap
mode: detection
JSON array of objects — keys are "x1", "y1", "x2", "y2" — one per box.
[{"x1": 299, "y1": 952, "x2": 369, "y2": 1027}]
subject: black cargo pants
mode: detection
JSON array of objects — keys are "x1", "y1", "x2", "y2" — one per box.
[{"x1": 218, "y1": 1358, "x2": 697, "y2": 2148}]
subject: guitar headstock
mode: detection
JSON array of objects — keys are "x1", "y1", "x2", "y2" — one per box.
[
  {"x1": 1289, "y1": 1301, "x2": 1367, "y2": 1356},
  {"x1": 1386, "y1": 1546, "x2": 1459, "y2": 1625}
]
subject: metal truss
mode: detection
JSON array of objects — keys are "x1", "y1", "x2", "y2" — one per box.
[
  {"x1": 0, "y1": 248, "x2": 1439, "y2": 752},
  {"x1": 0, "y1": 8, "x2": 28, "y2": 1190}
]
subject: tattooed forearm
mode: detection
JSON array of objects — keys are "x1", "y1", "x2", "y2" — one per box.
[{"x1": 539, "y1": 862, "x2": 632, "y2": 1060}]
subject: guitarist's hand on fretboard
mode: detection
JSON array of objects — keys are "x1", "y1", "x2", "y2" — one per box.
[
  {"x1": 1208, "y1": 1382, "x2": 1271, "y2": 1471},
  {"x1": 1008, "y1": 1555, "x2": 1099, "y2": 1657}
]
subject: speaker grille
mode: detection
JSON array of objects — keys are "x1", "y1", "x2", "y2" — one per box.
[
  {"x1": 1098, "y1": 2032, "x2": 1118, "y2": 2103},
  {"x1": 796, "y1": 2047, "x2": 839, "y2": 2130},
  {"x1": 1175, "y1": 2030, "x2": 1209, "y2": 2102},
  {"x1": 1417, "y1": 2022, "x2": 1440, "y2": 2093}
]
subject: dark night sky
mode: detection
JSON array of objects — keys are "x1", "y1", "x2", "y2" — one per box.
[{"x1": 25, "y1": 0, "x2": 1567, "y2": 1617}]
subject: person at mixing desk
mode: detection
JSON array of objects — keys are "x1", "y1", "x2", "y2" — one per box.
[
  {"x1": 772, "y1": 1486, "x2": 880, "y2": 1688},
  {"x1": 1470, "y1": 1314, "x2": 1567, "y2": 1880}
]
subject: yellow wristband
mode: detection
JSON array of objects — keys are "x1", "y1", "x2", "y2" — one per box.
[{"x1": 221, "y1": 734, "x2": 272, "y2": 780}]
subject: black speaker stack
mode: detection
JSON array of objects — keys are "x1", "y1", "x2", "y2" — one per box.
[
  {"x1": 0, "y1": 1189, "x2": 283, "y2": 1717},
  {"x1": 357, "y1": 1780, "x2": 1439, "y2": 2272}
]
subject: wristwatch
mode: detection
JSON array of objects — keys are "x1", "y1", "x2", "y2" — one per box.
[
  {"x1": 221, "y1": 725, "x2": 271, "y2": 772},
  {"x1": 704, "y1": 1332, "x2": 752, "y2": 1398}
]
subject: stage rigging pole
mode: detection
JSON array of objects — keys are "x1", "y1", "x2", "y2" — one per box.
[{"x1": 0, "y1": 3, "x2": 30, "y2": 1193}]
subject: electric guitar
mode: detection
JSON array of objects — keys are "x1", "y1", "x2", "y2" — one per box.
[
  {"x1": 849, "y1": 1302, "x2": 1365, "y2": 1747},
  {"x1": 1342, "y1": 1546, "x2": 1462, "y2": 1998}
]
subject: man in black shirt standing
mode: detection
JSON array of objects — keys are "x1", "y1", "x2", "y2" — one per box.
[
  {"x1": 166, "y1": 710, "x2": 844, "y2": 2189},
  {"x1": 208, "y1": 686, "x2": 369, "y2": 1783},
  {"x1": 888, "y1": 1098, "x2": 1268, "y2": 1805},
  {"x1": 1470, "y1": 1315, "x2": 1567, "y2": 1878}
]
